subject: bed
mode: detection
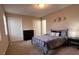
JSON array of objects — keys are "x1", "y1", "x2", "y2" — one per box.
[{"x1": 32, "y1": 30, "x2": 68, "y2": 54}]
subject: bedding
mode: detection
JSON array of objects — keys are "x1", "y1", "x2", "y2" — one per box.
[
  {"x1": 32, "y1": 34, "x2": 65, "y2": 54},
  {"x1": 32, "y1": 29, "x2": 68, "y2": 54}
]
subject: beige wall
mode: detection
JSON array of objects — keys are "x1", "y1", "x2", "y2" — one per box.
[
  {"x1": 22, "y1": 15, "x2": 37, "y2": 30},
  {"x1": 0, "y1": 5, "x2": 9, "y2": 54},
  {"x1": 43, "y1": 5, "x2": 79, "y2": 38}
]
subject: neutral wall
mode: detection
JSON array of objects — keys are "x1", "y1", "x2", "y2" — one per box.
[
  {"x1": 0, "y1": 5, "x2": 9, "y2": 54},
  {"x1": 43, "y1": 5, "x2": 79, "y2": 38},
  {"x1": 22, "y1": 15, "x2": 37, "y2": 30}
]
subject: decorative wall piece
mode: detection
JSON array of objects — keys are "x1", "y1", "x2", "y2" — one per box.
[
  {"x1": 58, "y1": 17, "x2": 61, "y2": 22},
  {"x1": 53, "y1": 16, "x2": 66, "y2": 22},
  {"x1": 63, "y1": 17, "x2": 66, "y2": 21},
  {"x1": 54, "y1": 19, "x2": 56, "y2": 22}
]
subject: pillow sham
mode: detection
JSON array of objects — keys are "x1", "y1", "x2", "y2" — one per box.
[
  {"x1": 55, "y1": 33, "x2": 60, "y2": 36},
  {"x1": 49, "y1": 32, "x2": 60, "y2": 36},
  {"x1": 50, "y1": 32, "x2": 56, "y2": 36}
]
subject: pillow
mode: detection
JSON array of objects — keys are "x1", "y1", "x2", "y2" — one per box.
[
  {"x1": 49, "y1": 32, "x2": 60, "y2": 36},
  {"x1": 50, "y1": 32, "x2": 56, "y2": 36},
  {"x1": 61, "y1": 31, "x2": 67, "y2": 38},
  {"x1": 55, "y1": 33, "x2": 60, "y2": 36}
]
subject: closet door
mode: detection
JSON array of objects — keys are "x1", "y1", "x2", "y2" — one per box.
[
  {"x1": 7, "y1": 16, "x2": 23, "y2": 42},
  {"x1": 33, "y1": 19, "x2": 41, "y2": 36}
]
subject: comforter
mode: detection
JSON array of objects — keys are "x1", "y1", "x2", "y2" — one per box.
[{"x1": 32, "y1": 35, "x2": 65, "y2": 54}]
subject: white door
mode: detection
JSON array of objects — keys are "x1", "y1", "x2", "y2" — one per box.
[
  {"x1": 33, "y1": 19, "x2": 41, "y2": 36},
  {"x1": 7, "y1": 16, "x2": 23, "y2": 42}
]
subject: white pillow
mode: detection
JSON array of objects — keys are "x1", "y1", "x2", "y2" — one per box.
[
  {"x1": 50, "y1": 32, "x2": 56, "y2": 36},
  {"x1": 55, "y1": 33, "x2": 59, "y2": 36}
]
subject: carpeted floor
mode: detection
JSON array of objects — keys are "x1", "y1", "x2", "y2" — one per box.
[{"x1": 5, "y1": 40, "x2": 79, "y2": 55}]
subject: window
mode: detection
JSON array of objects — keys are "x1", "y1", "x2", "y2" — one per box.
[
  {"x1": 3, "y1": 13, "x2": 8, "y2": 35},
  {"x1": 41, "y1": 19, "x2": 46, "y2": 35}
]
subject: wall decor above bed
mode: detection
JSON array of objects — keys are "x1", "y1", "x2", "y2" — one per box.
[
  {"x1": 53, "y1": 19, "x2": 56, "y2": 22},
  {"x1": 63, "y1": 17, "x2": 66, "y2": 21},
  {"x1": 53, "y1": 16, "x2": 66, "y2": 22},
  {"x1": 58, "y1": 17, "x2": 61, "y2": 22}
]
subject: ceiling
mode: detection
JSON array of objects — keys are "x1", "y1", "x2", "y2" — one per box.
[{"x1": 3, "y1": 4, "x2": 71, "y2": 17}]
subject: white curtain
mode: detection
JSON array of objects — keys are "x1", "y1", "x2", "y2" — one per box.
[
  {"x1": 7, "y1": 16, "x2": 23, "y2": 42},
  {"x1": 41, "y1": 19, "x2": 46, "y2": 35}
]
